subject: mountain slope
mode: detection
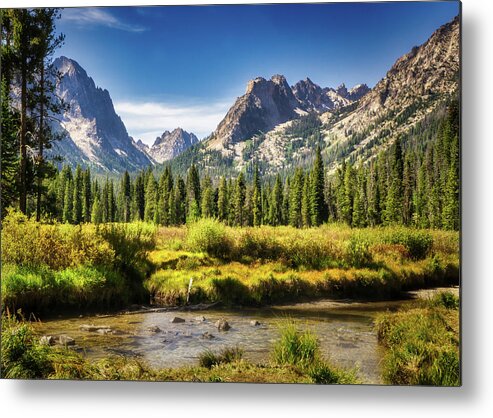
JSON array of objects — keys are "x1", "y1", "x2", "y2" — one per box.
[
  {"x1": 167, "y1": 15, "x2": 459, "y2": 179},
  {"x1": 207, "y1": 74, "x2": 303, "y2": 154},
  {"x1": 139, "y1": 128, "x2": 199, "y2": 164},
  {"x1": 49, "y1": 56, "x2": 152, "y2": 172}
]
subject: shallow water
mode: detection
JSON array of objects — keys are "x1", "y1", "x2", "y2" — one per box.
[{"x1": 33, "y1": 286, "x2": 458, "y2": 384}]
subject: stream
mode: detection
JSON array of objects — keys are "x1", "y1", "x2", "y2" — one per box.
[{"x1": 33, "y1": 287, "x2": 458, "y2": 384}]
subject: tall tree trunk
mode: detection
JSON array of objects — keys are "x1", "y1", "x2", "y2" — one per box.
[
  {"x1": 19, "y1": 18, "x2": 27, "y2": 214},
  {"x1": 36, "y1": 63, "x2": 45, "y2": 221}
]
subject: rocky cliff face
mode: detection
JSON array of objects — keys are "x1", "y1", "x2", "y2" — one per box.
[
  {"x1": 208, "y1": 74, "x2": 303, "y2": 151},
  {"x1": 358, "y1": 16, "x2": 459, "y2": 114},
  {"x1": 145, "y1": 128, "x2": 199, "y2": 163},
  {"x1": 49, "y1": 56, "x2": 152, "y2": 172},
  {"x1": 292, "y1": 79, "x2": 370, "y2": 113}
]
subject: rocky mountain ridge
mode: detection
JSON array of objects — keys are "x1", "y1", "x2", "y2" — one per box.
[
  {"x1": 49, "y1": 56, "x2": 153, "y2": 172},
  {"x1": 137, "y1": 128, "x2": 199, "y2": 164}
]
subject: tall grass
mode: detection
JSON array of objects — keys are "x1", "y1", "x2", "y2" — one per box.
[
  {"x1": 272, "y1": 320, "x2": 358, "y2": 384},
  {"x1": 375, "y1": 292, "x2": 460, "y2": 386},
  {"x1": 198, "y1": 346, "x2": 244, "y2": 369},
  {"x1": 272, "y1": 321, "x2": 319, "y2": 368},
  {"x1": 1, "y1": 210, "x2": 157, "y2": 314}
]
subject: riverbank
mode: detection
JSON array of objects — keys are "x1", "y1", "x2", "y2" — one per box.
[
  {"x1": 375, "y1": 291, "x2": 460, "y2": 386},
  {"x1": 146, "y1": 220, "x2": 459, "y2": 306},
  {"x1": 1, "y1": 214, "x2": 459, "y2": 316}
]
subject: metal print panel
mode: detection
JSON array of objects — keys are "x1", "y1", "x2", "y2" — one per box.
[{"x1": 0, "y1": 1, "x2": 461, "y2": 385}]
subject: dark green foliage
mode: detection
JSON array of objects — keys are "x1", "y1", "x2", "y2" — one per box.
[{"x1": 383, "y1": 229, "x2": 433, "y2": 260}]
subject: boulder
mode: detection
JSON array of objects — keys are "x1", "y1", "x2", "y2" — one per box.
[
  {"x1": 170, "y1": 317, "x2": 185, "y2": 324},
  {"x1": 250, "y1": 320, "x2": 261, "y2": 327},
  {"x1": 147, "y1": 325, "x2": 162, "y2": 333},
  {"x1": 215, "y1": 319, "x2": 231, "y2": 331},
  {"x1": 79, "y1": 324, "x2": 112, "y2": 333},
  {"x1": 201, "y1": 332, "x2": 215, "y2": 340},
  {"x1": 97, "y1": 328, "x2": 112, "y2": 335},
  {"x1": 58, "y1": 335, "x2": 75, "y2": 346},
  {"x1": 195, "y1": 316, "x2": 206, "y2": 322},
  {"x1": 39, "y1": 335, "x2": 55, "y2": 346}
]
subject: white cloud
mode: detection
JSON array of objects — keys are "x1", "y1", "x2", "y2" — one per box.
[
  {"x1": 114, "y1": 99, "x2": 231, "y2": 145},
  {"x1": 62, "y1": 8, "x2": 147, "y2": 33}
]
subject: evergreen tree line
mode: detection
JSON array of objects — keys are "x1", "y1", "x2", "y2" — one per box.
[{"x1": 46, "y1": 100, "x2": 458, "y2": 230}]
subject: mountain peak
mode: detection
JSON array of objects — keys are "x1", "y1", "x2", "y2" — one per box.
[{"x1": 148, "y1": 128, "x2": 199, "y2": 163}]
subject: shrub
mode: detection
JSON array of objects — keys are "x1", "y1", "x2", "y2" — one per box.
[
  {"x1": 98, "y1": 222, "x2": 156, "y2": 272},
  {"x1": 307, "y1": 361, "x2": 358, "y2": 384},
  {"x1": 208, "y1": 276, "x2": 251, "y2": 305},
  {"x1": 1, "y1": 209, "x2": 114, "y2": 270},
  {"x1": 383, "y1": 229, "x2": 433, "y2": 260},
  {"x1": 186, "y1": 219, "x2": 230, "y2": 258},
  {"x1": 198, "y1": 346, "x2": 244, "y2": 369},
  {"x1": 429, "y1": 291, "x2": 459, "y2": 310},
  {"x1": 344, "y1": 236, "x2": 373, "y2": 268}
]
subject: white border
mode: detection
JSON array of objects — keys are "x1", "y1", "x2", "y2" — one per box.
[{"x1": 2, "y1": 1, "x2": 493, "y2": 417}]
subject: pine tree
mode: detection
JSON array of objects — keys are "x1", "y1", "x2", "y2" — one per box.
[
  {"x1": 232, "y1": 173, "x2": 246, "y2": 226},
  {"x1": 269, "y1": 174, "x2": 283, "y2": 226},
  {"x1": 442, "y1": 132, "x2": 459, "y2": 230},
  {"x1": 301, "y1": 172, "x2": 311, "y2": 228},
  {"x1": 186, "y1": 164, "x2": 201, "y2": 219},
  {"x1": 310, "y1": 145, "x2": 326, "y2": 226},
  {"x1": 289, "y1": 168, "x2": 304, "y2": 228},
  {"x1": 91, "y1": 193, "x2": 102, "y2": 225},
  {"x1": 62, "y1": 177, "x2": 73, "y2": 223},
  {"x1": 384, "y1": 138, "x2": 404, "y2": 225},
  {"x1": 201, "y1": 176, "x2": 215, "y2": 218},
  {"x1": 341, "y1": 162, "x2": 354, "y2": 226},
  {"x1": 82, "y1": 169, "x2": 92, "y2": 223},
  {"x1": 252, "y1": 165, "x2": 262, "y2": 226},
  {"x1": 144, "y1": 175, "x2": 158, "y2": 223},
  {"x1": 133, "y1": 172, "x2": 145, "y2": 221},
  {"x1": 118, "y1": 170, "x2": 131, "y2": 223},
  {"x1": 352, "y1": 165, "x2": 367, "y2": 228},
  {"x1": 366, "y1": 161, "x2": 380, "y2": 226},
  {"x1": 217, "y1": 176, "x2": 228, "y2": 222},
  {"x1": 72, "y1": 165, "x2": 83, "y2": 224}
]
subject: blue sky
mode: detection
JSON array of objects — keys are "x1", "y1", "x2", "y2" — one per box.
[{"x1": 56, "y1": 2, "x2": 460, "y2": 144}]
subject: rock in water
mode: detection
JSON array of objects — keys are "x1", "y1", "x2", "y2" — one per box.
[
  {"x1": 250, "y1": 320, "x2": 261, "y2": 327},
  {"x1": 215, "y1": 319, "x2": 231, "y2": 331},
  {"x1": 40, "y1": 336, "x2": 55, "y2": 346},
  {"x1": 147, "y1": 325, "x2": 162, "y2": 333},
  {"x1": 201, "y1": 332, "x2": 215, "y2": 340},
  {"x1": 58, "y1": 335, "x2": 75, "y2": 346},
  {"x1": 79, "y1": 324, "x2": 112, "y2": 333},
  {"x1": 170, "y1": 317, "x2": 185, "y2": 323},
  {"x1": 195, "y1": 316, "x2": 206, "y2": 322}
]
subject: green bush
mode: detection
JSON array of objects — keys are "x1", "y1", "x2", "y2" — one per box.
[
  {"x1": 344, "y1": 236, "x2": 373, "y2": 268},
  {"x1": 234, "y1": 229, "x2": 282, "y2": 261},
  {"x1": 186, "y1": 219, "x2": 230, "y2": 258},
  {"x1": 384, "y1": 229, "x2": 433, "y2": 260},
  {"x1": 429, "y1": 291, "x2": 459, "y2": 310},
  {"x1": 97, "y1": 222, "x2": 156, "y2": 272}
]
